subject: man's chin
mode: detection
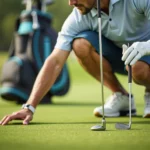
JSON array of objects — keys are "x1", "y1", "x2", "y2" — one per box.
[
  {"x1": 79, "y1": 11, "x2": 87, "y2": 15},
  {"x1": 78, "y1": 9, "x2": 91, "y2": 15}
]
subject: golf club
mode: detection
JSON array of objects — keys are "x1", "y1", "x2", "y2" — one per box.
[
  {"x1": 115, "y1": 64, "x2": 132, "y2": 130},
  {"x1": 91, "y1": 0, "x2": 106, "y2": 131}
]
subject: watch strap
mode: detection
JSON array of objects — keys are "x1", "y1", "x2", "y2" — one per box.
[{"x1": 22, "y1": 104, "x2": 35, "y2": 114}]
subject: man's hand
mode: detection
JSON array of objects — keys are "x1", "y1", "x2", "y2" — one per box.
[
  {"x1": 0, "y1": 109, "x2": 33, "y2": 125},
  {"x1": 122, "y1": 41, "x2": 150, "y2": 65}
]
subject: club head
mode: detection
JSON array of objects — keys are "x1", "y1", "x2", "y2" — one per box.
[
  {"x1": 91, "y1": 124, "x2": 106, "y2": 131},
  {"x1": 115, "y1": 123, "x2": 131, "y2": 130}
]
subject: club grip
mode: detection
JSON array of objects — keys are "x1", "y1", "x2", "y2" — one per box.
[
  {"x1": 97, "y1": 0, "x2": 101, "y2": 17},
  {"x1": 128, "y1": 65, "x2": 132, "y2": 83}
]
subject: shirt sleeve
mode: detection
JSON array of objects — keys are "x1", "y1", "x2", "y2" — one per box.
[
  {"x1": 54, "y1": 8, "x2": 91, "y2": 51},
  {"x1": 133, "y1": 0, "x2": 150, "y2": 20}
]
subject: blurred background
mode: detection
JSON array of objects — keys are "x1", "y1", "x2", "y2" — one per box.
[
  {"x1": 0, "y1": 0, "x2": 72, "y2": 51},
  {"x1": 0, "y1": 0, "x2": 102, "y2": 104}
]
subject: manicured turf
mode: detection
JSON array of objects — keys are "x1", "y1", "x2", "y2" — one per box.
[{"x1": 0, "y1": 52, "x2": 150, "y2": 150}]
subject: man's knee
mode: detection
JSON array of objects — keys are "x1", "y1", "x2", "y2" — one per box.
[
  {"x1": 72, "y1": 38, "x2": 95, "y2": 59},
  {"x1": 129, "y1": 61, "x2": 149, "y2": 81}
]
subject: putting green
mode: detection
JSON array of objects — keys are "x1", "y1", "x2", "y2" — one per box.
[{"x1": 0, "y1": 53, "x2": 150, "y2": 150}]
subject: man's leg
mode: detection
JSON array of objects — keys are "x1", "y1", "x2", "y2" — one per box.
[
  {"x1": 72, "y1": 38, "x2": 127, "y2": 94},
  {"x1": 131, "y1": 61, "x2": 150, "y2": 92},
  {"x1": 72, "y1": 31, "x2": 136, "y2": 117},
  {"x1": 130, "y1": 57, "x2": 150, "y2": 118}
]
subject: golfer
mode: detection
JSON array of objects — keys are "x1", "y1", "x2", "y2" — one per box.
[{"x1": 1, "y1": 0, "x2": 150, "y2": 125}]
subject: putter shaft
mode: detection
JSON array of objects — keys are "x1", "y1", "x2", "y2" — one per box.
[
  {"x1": 91, "y1": 0, "x2": 106, "y2": 131},
  {"x1": 115, "y1": 65, "x2": 132, "y2": 130}
]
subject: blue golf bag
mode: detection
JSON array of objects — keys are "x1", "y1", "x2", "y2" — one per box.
[{"x1": 0, "y1": 1, "x2": 70, "y2": 104}]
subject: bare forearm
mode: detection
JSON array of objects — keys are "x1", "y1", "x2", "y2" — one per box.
[
  {"x1": 26, "y1": 49, "x2": 70, "y2": 108},
  {"x1": 27, "y1": 59, "x2": 60, "y2": 107}
]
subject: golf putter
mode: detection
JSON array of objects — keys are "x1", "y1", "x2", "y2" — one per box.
[
  {"x1": 115, "y1": 45, "x2": 132, "y2": 130},
  {"x1": 91, "y1": 0, "x2": 106, "y2": 131}
]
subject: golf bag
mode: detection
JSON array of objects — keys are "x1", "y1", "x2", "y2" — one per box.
[{"x1": 0, "y1": 4, "x2": 70, "y2": 104}]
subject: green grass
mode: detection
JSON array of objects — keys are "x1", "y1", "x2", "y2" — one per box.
[{"x1": 0, "y1": 52, "x2": 150, "y2": 150}]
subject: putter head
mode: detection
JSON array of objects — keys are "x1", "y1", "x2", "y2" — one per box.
[
  {"x1": 115, "y1": 123, "x2": 131, "y2": 130},
  {"x1": 91, "y1": 124, "x2": 106, "y2": 131},
  {"x1": 91, "y1": 119, "x2": 106, "y2": 131}
]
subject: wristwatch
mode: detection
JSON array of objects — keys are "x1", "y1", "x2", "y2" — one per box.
[{"x1": 22, "y1": 104, "x2": 35, "y2": 114}]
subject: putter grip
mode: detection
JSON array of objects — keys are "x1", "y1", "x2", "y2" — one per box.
[
  {"x1": 128, "y1": 65, "x2": 132, "y2": 83},
  {"x1": 97, "y1": 0, "x2": 101, "y2": 17}
]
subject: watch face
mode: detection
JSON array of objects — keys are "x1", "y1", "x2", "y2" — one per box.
[
  {"x1": 22, "y1": 104, "x2": 30, "y2": 108},
  {"x1": 22, "y1": 104, "x2": 35, "y2": 113}
]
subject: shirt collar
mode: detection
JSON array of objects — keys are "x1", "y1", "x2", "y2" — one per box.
[{"x1": 91, "y1": 8, "x2": 97, "y2": 17}]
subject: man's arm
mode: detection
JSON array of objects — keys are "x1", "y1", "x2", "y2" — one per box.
[
  {"x1": 0, "y1": 49, "x2": 70, "y2": 125},
  {"x1": 27, "y1": 48, "x2": 70, "y2": 108}
]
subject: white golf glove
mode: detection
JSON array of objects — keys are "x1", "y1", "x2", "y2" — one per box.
[{"x1": 122, "y1": 41, "x2": 150, "y2": 65}]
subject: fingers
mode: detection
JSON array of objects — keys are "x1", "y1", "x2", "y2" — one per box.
[
  {"x1": 23, "y1": 115, "x2": 33, "y2": 125},
  {"x1": 122, "y1": 42, "x2": 144, "y2": 65},
  {"x1": 130, "y1": 53, "x2": 141, "y2": 65},
  {"x1": 0, "y1": 109, "x2": 33, "y2": 125},
  {"x1": 122, "y1": 44, "x2": 128, "y2": 54},
  {"x1": 0, "y1": 112, "x2": 23, "y2": 125},
  {"x1": 0, "y1": 115, "x2": 9, "y2": 125},
  {"x1": 122, "y1": 45, "x2": 133, "y2": 62},
  {"x1": 124, "y1": 48, "x2": 139, "y2": 65}
]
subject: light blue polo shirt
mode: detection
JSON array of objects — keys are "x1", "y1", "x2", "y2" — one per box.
[{"x1": 55, "y1": 0, "x2": 150, "y2": 51}]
